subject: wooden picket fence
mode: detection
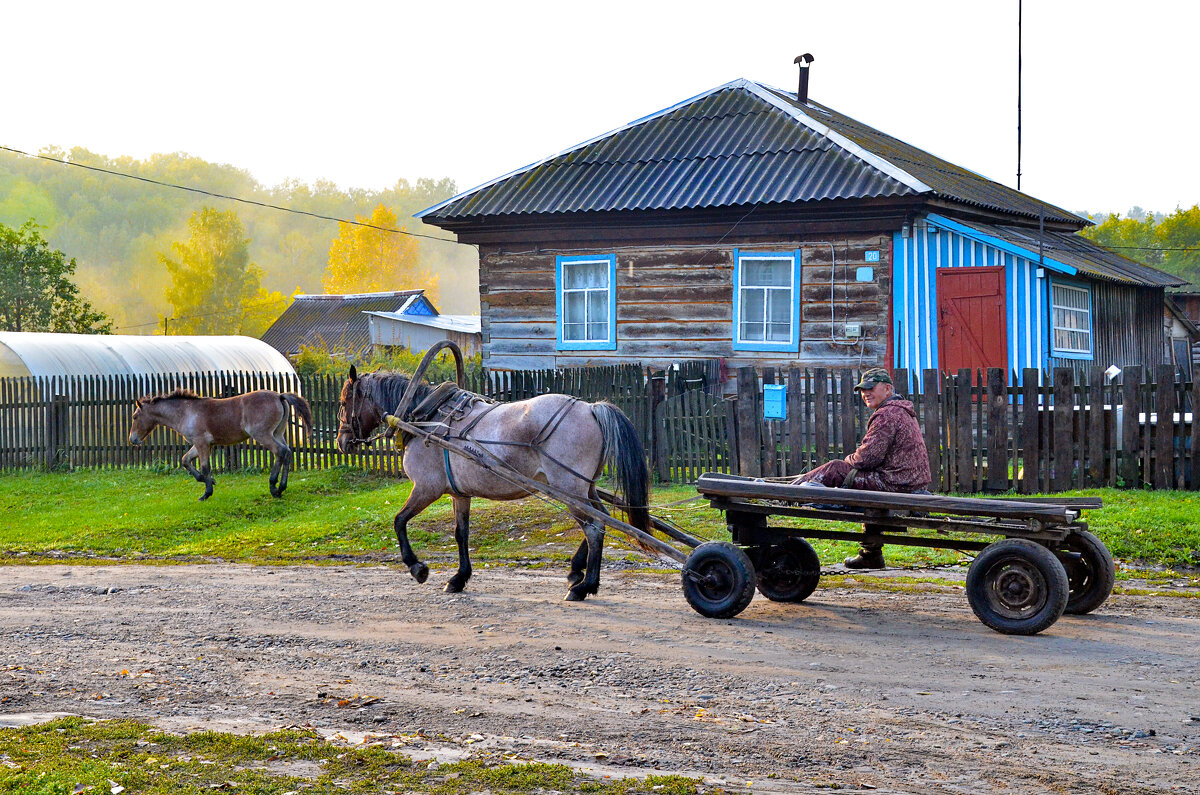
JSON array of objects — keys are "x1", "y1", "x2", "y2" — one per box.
[
  {"x1": 0, "y1": 364, "x2": 655, "y2": 478},
  {"x1": 732, "y1": 365, "x2": 1198, "y2": 492},
  {"x1": 3, "y1": 363, "x2": 1197, "y2": 493}
]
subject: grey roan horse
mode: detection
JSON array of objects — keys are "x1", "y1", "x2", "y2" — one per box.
[
  {"x1": 129, "y1": 388, "x2": 313, "y2": 500},
  {"x1": 336, "y1": 366, "x2": 650, "y2": 601}
]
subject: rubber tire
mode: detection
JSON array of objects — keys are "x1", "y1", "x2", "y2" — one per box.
[
  {"x1": 756, "y1": 538, "x2": 821, "y2": 602},
  {"x1": 966, "y1": 538, "x2": 1069, "y2": 635},
  {"x1": 1057, "y1": 530, "x2": 1116, "y2": 615},
  {"x1": 682, "y1": 542, "x2": 756, "y2": 619}
]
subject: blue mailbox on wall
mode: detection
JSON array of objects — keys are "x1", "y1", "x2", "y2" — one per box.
[{"x1": 763, "y1": 384, "x2": 787, "y2": 420}]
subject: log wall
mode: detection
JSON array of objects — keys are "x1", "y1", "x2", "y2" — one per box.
[{"x1": 479, "y1": 232, "x2": 892, "y2": 371}]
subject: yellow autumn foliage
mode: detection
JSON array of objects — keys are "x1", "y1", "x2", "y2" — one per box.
[{"x1": 322, "y1": 204, "x2": 439, "y2": 303}]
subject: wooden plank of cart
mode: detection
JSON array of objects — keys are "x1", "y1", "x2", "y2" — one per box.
[{"x1": 689, "y1": 472, "x2": 1114, "y2": 636}]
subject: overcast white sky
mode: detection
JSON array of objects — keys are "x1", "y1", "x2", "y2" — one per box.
[{"x1": 4, "y1": 1, "x2": 1198, "y2": 217}]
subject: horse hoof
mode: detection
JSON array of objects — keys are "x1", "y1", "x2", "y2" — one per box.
[
  {"x1": 564, "y1": 588, "x2": 588, "y2": 602},
  {"x1": 444, "y1": 581, "x2": 465, "y2": 593},
  {"x1": 410, "y1": 563, "x2": 429, "y2": 584},
  {"x1": 198, "y1": 494, "x2": 211, "y2": 502}
]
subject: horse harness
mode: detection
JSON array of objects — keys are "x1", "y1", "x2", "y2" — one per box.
[{"x1": 350, "y1": 381, "x2": 598, "y2": 498}]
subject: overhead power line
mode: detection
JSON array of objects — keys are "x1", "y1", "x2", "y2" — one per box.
[{"x1": 0, "y1": 144, "x2": 467, "y2": 246}]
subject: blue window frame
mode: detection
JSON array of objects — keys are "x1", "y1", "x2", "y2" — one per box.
[
  {"x1": 556, "y1": 254, "x2": 617, "y2": 350},
  {"x1": 1049, "y1": 280, "x2": 1093, "y2": 359},
  {"x1": 732, "y1": 249, "x2": 802, "y2": 352}
]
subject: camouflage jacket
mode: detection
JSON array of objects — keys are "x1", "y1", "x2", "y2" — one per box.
[{"x1": 843, "y1": 396, "x2": 931, "y2": 490}]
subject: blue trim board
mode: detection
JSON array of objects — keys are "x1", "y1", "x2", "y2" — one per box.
[
  {"x1": 925, "y1": 214, "x2": 1076, "y2": 276},
  {"x1": 731, "y1": 249, "x2": 802, "y2": 352},
  {"x1": 555, "y1": 254, "x2": 618, "y2": 351}
]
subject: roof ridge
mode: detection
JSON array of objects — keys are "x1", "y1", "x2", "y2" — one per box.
[{"x1": 744, "y1": 81, "x2": 932, "y2": 194}]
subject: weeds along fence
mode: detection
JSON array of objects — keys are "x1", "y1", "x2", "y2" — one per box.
[{"x1": 3, "y1": 362, "x2": 1196, "y2": 493}]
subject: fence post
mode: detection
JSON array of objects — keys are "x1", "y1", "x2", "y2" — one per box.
[
  {"x1": 921, "y1": 369, "x2": 941, "y2": 491},
  {"x1": 812, "y1": 368, "x2": 829, "y2": 466},
  {"x1": 1051, "y1": 368, "x2": 1075, "y2": 492},
  {"x1": 786, "y1": 366, "x2": 805, "y2": 476},
  {"x1": 735, "y1": 367, "x2": 762, "y2": 477},
  {"x1": 986, "y1": 368, "x2": 1007, "y2": 492},
  {"x1": 1120, "y1": 366, "x2": 1142, "y2": 487},
  {"x1": 1019, "y1": 368, "x2": 1040, "y2": 493},
  {"x1": 761, "y1": 367, "x2": 777, "y2": 478},
  {"x1": 46, "y1": 391, "x2": 69, "y2": 469},
  {"x1": 1192, "y1": 366, "x2": 1200, "y2": 490},
  {"x1": 1086, "y1": 366, "x2": 1106, "y2": 486},
  {"x1": 1155, "y1": 364, "x2": 1176, "y2": 490},
  {"x1": 955, "y1": 369, "x2": 972, "y2": 493}
]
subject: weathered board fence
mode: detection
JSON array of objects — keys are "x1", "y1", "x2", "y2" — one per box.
[
  {"x1": 734, "y1": 365, "x2": 1198, "y2": 492},
  {"x1": 3, "y1": 362, "x2": 1196, "y2": 493},
  {"x1": 0, "y1": 364, "x2": 668, "y2": 478}
]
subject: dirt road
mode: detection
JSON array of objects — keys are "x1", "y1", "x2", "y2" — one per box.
[{"x1": 1, "y1": 562, "x2": 1196, "y2": 793}]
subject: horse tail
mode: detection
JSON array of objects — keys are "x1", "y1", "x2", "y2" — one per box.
[
  {"x1": 591, "y1": 401, "x2": 651, "y2": 534},
  {"x1": 281, "y1": 393, "x2": 314, "y2": 440}
]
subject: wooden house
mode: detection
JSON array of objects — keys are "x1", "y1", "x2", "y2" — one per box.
[{"x1": 417, "y1": 75, "x2": 1184, "y2": 377}]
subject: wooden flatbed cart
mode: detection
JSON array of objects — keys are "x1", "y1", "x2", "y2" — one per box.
[{"x1": 686, "y1": 473, "x2": 1113, "y2": 635}]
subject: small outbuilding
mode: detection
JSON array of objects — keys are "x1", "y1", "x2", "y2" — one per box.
[{"x1": 260, "y1": 290, "x2": 481, "y2": 358}]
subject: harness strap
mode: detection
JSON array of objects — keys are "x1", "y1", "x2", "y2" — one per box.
[{"x1": 443, "y1": 446, "x2": 464, "y2": 498}]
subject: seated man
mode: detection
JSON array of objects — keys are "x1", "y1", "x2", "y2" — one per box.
[{"x1": 793, "y1": 368, "x2": 931, "y2": 569}]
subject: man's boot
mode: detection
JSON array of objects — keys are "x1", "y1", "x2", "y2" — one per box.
[{"x1": 843, "y1": 543, "x2": 885, "y2": 569}]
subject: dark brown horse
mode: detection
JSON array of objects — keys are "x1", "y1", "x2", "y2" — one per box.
[
  {"x1": 336, "y1": 367, "x2": 650, "y2": 601},
  {"x1": 129, "y1": 388, "x2": 313, "y2": 501}
]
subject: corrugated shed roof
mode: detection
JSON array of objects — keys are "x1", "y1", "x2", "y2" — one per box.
[
  {"x1": 364, "y1": 312, "x2": 482, "y2": 335},
  {"x1": 0, "y1": 332, "x2": 296, "y2": 379},
  {"x1": 941, "y1": 217, "x2": 1185, "y2": 287},
  {"x1": 260, "y1": 291, "x2": 423, "y2": 355},
  {"x1": 418, "y1": 78, "x2": 1082, "y2": 226}
]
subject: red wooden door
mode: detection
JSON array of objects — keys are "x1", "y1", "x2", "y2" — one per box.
[{"x1": 937, "y1": 266, "x2": 1007, "y2": 372}]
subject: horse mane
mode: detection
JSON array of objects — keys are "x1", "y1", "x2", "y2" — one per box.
[
  {"x1": 142, "y1": 387, "x2": 202, "y2": 404},
  {"x1": 350, "y1": 371, "x2": 433, "y2": 416}
]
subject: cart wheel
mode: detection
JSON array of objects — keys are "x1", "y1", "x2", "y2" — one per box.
[
  {"x1": 1056, "y1": 530, "x2": 1115, "y2": 615},
  {"x1": 682, "y1": 542, "x2": 756, "y2": 619},
  {"x1": 966, "y1": 539, "x2": 1069, "y2": 635},
  {"x1": 756, "y1": 538, "x2": 821, "y2": 602}
]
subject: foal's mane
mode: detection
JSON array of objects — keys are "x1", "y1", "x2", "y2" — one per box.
[{"x1": 142, "y1": 387, "x2": 202, "y2": 404}]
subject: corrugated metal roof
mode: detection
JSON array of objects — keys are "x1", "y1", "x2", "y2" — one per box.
[
  {"x1": 420, "y1": 80, "x2": 917, "y2": 221},
  {"x1": 364, "y1": 312, "x2": 482, "y2": 335},
  {"x1": 942, "y1": 217, "x2": 1185, "y2": 287},
  {"x1": 260, "y1": 291, "x2": 423, "y2": 355},
  {"x1": 761, "y1": 88, "x2": 1083, "y2": 225},
  {"x1": 419, "y1": 79, "x2": 1082, "y2": 226},
  {"x1": 0, "y1": 332, "x2": 296, "y2": 379}
]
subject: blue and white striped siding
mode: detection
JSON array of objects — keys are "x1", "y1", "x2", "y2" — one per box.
[{"x1": 893, "y1": 225, "x2": 1047, "y2": 378}]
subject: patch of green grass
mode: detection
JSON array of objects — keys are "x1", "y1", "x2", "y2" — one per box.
[
  {"x1": 0, "y1": 469, "x2": 1196, "y2": 572},
  {"x1": 0, "y1": 717, "x2": 712, "y2": 795}
]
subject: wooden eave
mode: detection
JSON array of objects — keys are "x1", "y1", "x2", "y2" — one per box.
[{"x1": 434, "y1": 196, "x2": 928, "y2": 247}]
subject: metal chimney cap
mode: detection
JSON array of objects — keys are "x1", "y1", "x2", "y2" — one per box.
[{"x1": 794, "y1": 53, "x2": 814, "y2": 66}]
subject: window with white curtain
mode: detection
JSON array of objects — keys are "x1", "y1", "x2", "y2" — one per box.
[
  {"x1": 733, "y1": 250, "x2": 801, "y2": 351},
  {"x1": 556, "y1": 254, "x2": 616, "y2": 350},
  {"x1": 1050, "y1": 281, "x2": 1092, "y2": 356}
]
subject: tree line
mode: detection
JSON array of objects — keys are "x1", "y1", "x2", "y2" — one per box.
[
  {"x1": 1081, "y1": 206, "x2": 1200, "y2": 287},
  {"x1": 0, "y1": 147, "x2": 477, "y2": 335}
]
